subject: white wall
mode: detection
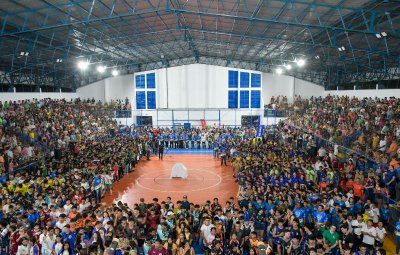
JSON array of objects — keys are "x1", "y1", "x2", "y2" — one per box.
[
  {"x1": 137, "y1": 64, "x2": 257, "y2": 109},
  {"x1": 104, "y1": 75, "x2": 135, "y2": 103},
  {"x1": 0, "y1": 92, "x2": 78, "y2": 102},
  {"x1": 324, "y1": 89, "x2": 400, "y2": 98},
  {"x1": 77, "y1": 63, "x2": 325, "y2": 127},
  {"x1": 262, "y1": 73, "x2": 325, "y2": 104},
  {"x1": 294, "y1": 78, "x2": 325, "y2": 99},
  {"x1": 76, "y1": 79, "x2": 105, "y2": 101}
]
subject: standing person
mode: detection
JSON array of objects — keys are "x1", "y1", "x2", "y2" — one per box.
[
  {"x1": 159, "y1": 143, "x2": 164, "y2": 160},
  {"x1": 220, "y1": 147, "x2": 227, "y2": 166},
  {"x1": 92, "y1": 174, "x2": 103, "y2": 204},
  {"x1": 200, "y1": 218, "x2": 215, "y2": 255}
]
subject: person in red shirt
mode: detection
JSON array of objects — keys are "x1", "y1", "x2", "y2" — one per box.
[
  {"x1": 149, "y1": 239, "x2": 170, "y2": 255},
  {"x1": 147, "y1": 209, "x2": 160, "y2": 230}
]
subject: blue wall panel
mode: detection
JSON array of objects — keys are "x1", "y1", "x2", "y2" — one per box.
[
  {"x1": 136, "y1": 91, "x2": 146, "y2": 109},
  {"x1": 228, "y1": 91, "x2": 238, "y2": 108},
  {"x1": 240, "y1": 91, "x2": 249, "y2": 108},
  {"x1": 251, "y1": 73, "x2": 261, "y2": 88},
  {"x1": 147, "y1": 91, "x2": 156, "y2": 109},
  {"x1": 240, "y1": 72, "x2": 250, "y2": 88},
  {"x1": 146, "y1": 73, "x2": 156, "y2": 88},
  {"x1": 251, "y1": 91, "x2": 261, "y2": 108},
  {"x1": 135, "y1": 74, "x2": 145, "y2": 88},
  {"x1": 228, "y1": 70, "x2": 238, "y2": 88}
]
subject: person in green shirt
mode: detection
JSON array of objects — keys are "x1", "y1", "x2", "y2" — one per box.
[{"x1": 323, "y1": 225, "x2": 340, "y2": 250}]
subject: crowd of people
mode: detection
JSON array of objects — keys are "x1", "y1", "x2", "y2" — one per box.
[
  {"x1": 0, "y1": 95, "x2": 397, "y2": 255},
  {"x1": 282, "y1": 95, "x2": 400, "y2": 167}
]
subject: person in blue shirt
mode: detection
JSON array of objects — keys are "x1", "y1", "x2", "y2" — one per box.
[
  {"x1": 313, "y1": 205, "x2": 328, "y2": 225},
  {"x1": 26, "y1": 208, "x2": 40, "y2": 226},
  {"x1": 92, "y1": 174, "x2": 103, "y2": 204},
  {"x1": 396, "y1": 217, "x2": 400, "y2": 255},
  {"x1": 61, "y1": 225, "x2": 76, "y2": 254},
  {"x1": 293, "y1": 202, "x2": 306, "y2": 225}
]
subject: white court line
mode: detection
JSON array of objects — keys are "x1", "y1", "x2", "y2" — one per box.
[
  {"x1": 135, "y1": 169, "x2": 223, "y2": 193},
  {"x1": 141, "y1": 177, "x2": 220, "y2": 181}
]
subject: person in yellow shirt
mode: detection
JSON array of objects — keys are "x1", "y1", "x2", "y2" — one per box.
[
  {"x1": 14, "y1": 183, "x2": 24, "y2": 194},
  {"x1": 22, "y1": 182, "x2": 31, "y2": 195},
  {"x1": 372, "y1": 133, "x2": 380, "y2": 150}
]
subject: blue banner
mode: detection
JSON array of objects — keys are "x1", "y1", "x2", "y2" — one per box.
[{"x1": 257, "y1": 125, "x2": 264, "y2": 137}]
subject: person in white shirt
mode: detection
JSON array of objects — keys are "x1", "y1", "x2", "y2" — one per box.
[
  {"x1": 374, "y1": 221, "x2": 386, "y2": 248},
  {"x1": 351, "y1": 214, "x2": 366, "y2": 240},
  {"x1": 55, "y1": 214, "x2": 69, "y2": 230},
  {"x1": 361, "y1": 220, "x2": 376, "y2": 249},
  {"x1": 317, "y1": 147, "x2": 327, "y2": 158},
  {"x1": 200, "y1": 217, "x2": 215, "y2": 247},
  {"x1": 40, "y1": 228, "x2": 56, "y2": 255},
  {"x1": 63, "y1": 200, "x2": 73, "y2": 214},
  {"x1": 367, "y1": 204, "x2": 380, "y2": 224},
  {"x1": 16, "y1": 237, "x2": 30, "y2": 255}
]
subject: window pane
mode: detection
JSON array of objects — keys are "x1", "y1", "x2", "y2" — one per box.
[
  {"x1": 228, "y1": 70, "x2": 238, "y2": 88},
  {"x1": 136, "y1": 74, "x2": 145, "y2": 89},
  {"x1": 240, "y1": 72, "x2": 249, "y2": 88},
  {"x1": 147, "y1": 91, "x2": 156, "y2": 109},
  {"x1": 146, "y1": 73, "x2": 156, "y2": 88},
  {"x1": 136, "y1": 91, "x2": 146, "y2": 109},
  {"x1": 228, "y1": 91, "x2": 238, "y2": 108},
  {"x1": 240, "y1": 91, "x2": 249, "y2": 108},
  {"x1": 251, "y1": 90, "x2": 261, "y2": 108},
  {"x1": 251, "y1": 73, "x2": 261, "y2": 88}
]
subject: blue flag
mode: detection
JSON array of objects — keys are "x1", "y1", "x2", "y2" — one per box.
[{"x1": 257, "y1": 125, "x2": 264, "y2": 137}]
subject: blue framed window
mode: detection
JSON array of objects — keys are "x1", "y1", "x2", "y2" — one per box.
[
  {"x1": 251, "y1": 73, "x2": 261, "y2": 88},
  {"x1": 136, "y1": 91, "x2": 146, "y2": 109},
  {"x1": 251, "y1": 91, "x2": 261, "y2": 108},
  {"x1": 136, "y1": 74, "x2": 145, "y2": 89},
  {"x1": 228, "y1": 70, "x2": 238, "y2": 88},
  {"x1": 240, "y1": 72, "x2": 249, "y2": 88},
  {"x1": 147, "y1": 91, "x2": 156, "y2": 109},
  {"x1": 228, "y1": 91, "x2": 238, "y2": 108},
  {"x1": 240, "y1": 91, "x2": 249, "y2": 108},
  {"x1": 146, "y1": 73, "x2": 156, "y2": 88}
]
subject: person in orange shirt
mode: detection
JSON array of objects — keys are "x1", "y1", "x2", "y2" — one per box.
[
  {"x1": 390, "y1": 156, "x2": 399, "y2": 169},
  {"x1": 319, "y1": 178, "x2": 329, "y2": 192},
  {"x1": 387, "y1": 140, "x2": 398, "y2": 157},
  {"x1": 352, "y1": 178, "x2": 364, "y2": 199}
]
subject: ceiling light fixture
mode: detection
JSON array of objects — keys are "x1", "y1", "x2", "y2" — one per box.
[
  {"x1": 112, "y1": 70, "x2": 119, "y2": 76},
  {"x1": 296, "y1": 59, "x2": 305, "y2": 67},
  {"x1": 315, "y1": 55, "x2": 320, "y2": 59},
  {"x1": 338, "y1": 46, "x2": 346, "y2": 52},
  {"x1": 276, "y1": 68, "x2": 283, "y2": 74},
  {"x1": 285, "y1": 64, "x2": 292, "y2": 70},
  {"x1": 77, "y1": 60, "x2": 89, "y2": 70},
  {"x1": 97, "y1": 65, "x2": 106, "y2": 73}
]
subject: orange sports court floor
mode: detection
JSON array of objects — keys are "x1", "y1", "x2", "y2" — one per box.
[
  {"x1": 102, "y1": 153, "x2": 396, "y2": 254},
  {"x1": 103, "y1": 154, "x2": 238, "y2": 205}
]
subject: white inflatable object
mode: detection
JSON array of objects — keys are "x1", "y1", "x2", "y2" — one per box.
[{"x1": 170, "y1": 163, "x2": 188, "y2": 178}]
